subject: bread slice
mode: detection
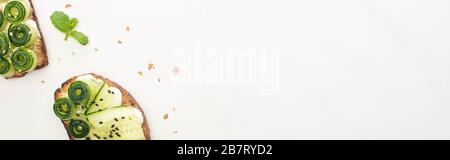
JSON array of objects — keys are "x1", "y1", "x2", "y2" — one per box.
[
  {"x1": 5, "y1": 0, "x2": 48, "y2": 79},
  {"x1": 54, "y1": 73, "x2": 151, "y2": 140}
]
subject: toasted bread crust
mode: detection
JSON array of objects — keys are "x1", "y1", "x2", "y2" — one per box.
[
  {"x1": 5, "y1": 0, "x2": 48, "y2": 79},
  {"x1": 54, "y1": 73, "x2": 151, "y2": 140}
]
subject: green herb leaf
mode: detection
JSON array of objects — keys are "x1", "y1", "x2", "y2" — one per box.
[
  {"x1": 51, "y1": 11, "x2": 89, "y2": 45},
  {"x1": 69, "y1": 31, "x2": 89, "y2": 46},
  {"x1": 50, "y1": 11, "x2": 71, "y2": 33},
  {"x1": 69, "y1": 18, "x2": 79, "y2": 31}
]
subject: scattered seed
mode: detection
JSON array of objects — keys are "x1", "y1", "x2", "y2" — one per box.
[
  {"x1": 93, "y1": 134, "x2": 100, "y2": 139},
  {"x1": 65, "y1": 4, "x2": 72, "y2": 8},
  {"x1": 94, "y1": 48, "x2": 99, "y2": 52},
  {"x1": 138, "y1": 71, "x2": 144, "y2": 76},
  {"x1": 114, "y1": 118, "x2": 119, "y2": 122},
  {"x1": 99, "y1": 121, "x2": 103, "y2": 124},
  {"x1": 148, "y1": 63, "x2": 155, "y2": 71},
  {"x1": 172, "y1": 66, "x2": 180, "y2": 75},
  {"x1": 115, "y1": 127, "x2": 120, "y2": 131},
  {"x1": 100, "y1": 99, "x2": 103, "y2": 101},
  {"x1": 95, "y1": 104, "x2": 99, "y2": 107},
  {"x1": 118, "y1": 40, "x2": 123, "y2": 44},
  {"x1": 109, "y1": 135, "x2": 113, "y2": 138},
  {"x1": 126, "y1": 26, "x2": 130, "y2": 32},
  {"x1": 121, "y1": 117, "x2": 125, "y2": 119},
  {"x1": 111, "y1": 124, "x2": 115, "y2": 128},
  {"x1": 86, "y1": 137, "x2": 91, "y2": 140},
  {"x1": 103, "y1": 137, "x2": 107, "y2": 140},
  {"x1": 116, "y1": 133, "x2": 121, "y2": 137}
]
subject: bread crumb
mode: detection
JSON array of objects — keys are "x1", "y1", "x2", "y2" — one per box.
[
  {"x1": 65, "y1": 4, "x2": 72, "y2": 8},
  {"x1": 172, "y1": 107, "x2": 176, "y2": 112},
  {"x1": 118, "y1": 40, "x2": 123, "y2": 44},
  {"x1": 138, "y1": 71, "x2": 144, "y2": 76},
  {"x1": 163, "y1": 114, "x2": 169, "y2": 120},
  {"x1": 172, "y1": 130, "x2": 179, "y2": 135},
  {"x1": 172, "y1": 66, "x2": 180, "y2": 75},
  {"x1": 40, "y1": 80, "x2": 45, "y2": 84},
  {"x1": 126, "y1": 26, "x2": 130, "y2": 32},
  {"x1": 158, "y1": 77, "x2": 161, "y2": 82},
  {"x1": 57, "y1": 58, "x2": 61, "y2": 61},
  {"x1": 94, "y1": 48, "x2": 99, "y2": 52},
  {"x1": 148, "y1": 63, "x2": 155, "y2": 71},
  {"x1": 72, "y1": 52, "x2": 76, "y2": 56}
]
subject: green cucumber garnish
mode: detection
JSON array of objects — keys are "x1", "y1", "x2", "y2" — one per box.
[
  {"x1": 69, "y1": 120, "x2": 90, "y2": 138},
  {"x1": 68, "y1": 81, "x2": 91, "y2": 105},
  {"x1": 0, "y1": 58, "x2": 14, "y2": 76},
  {"x1": 87, "y1": 107, "x2": 145, "y2": 140},
  {"x1": 4, "y1": 0, "x2": 31, "y2": 23},
  {"x1": 53, "y1": 98, "x2": 75, "y2": 120},
  {"x1": 86, "y1": 84, "x2": 122, "y2": 114},
  {"x1": 8, "y1": 22, "x2": 37, "y2": 47},
  {"x1": 10, "y1": 48, "x2": 37, "y2": 72},
  {"x1": 0, "y1": 33, "x2": 10, "y2": 57},
  {"x1": 0, "y1": 10, "x2": 7, "y2": 31}
]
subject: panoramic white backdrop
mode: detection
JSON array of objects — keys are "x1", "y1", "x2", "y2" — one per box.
[{"x1": 0, "y1": 0, "x2": 450, "y2": 139}]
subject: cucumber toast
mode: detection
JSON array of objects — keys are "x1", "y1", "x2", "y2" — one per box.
[
  {"x1": 53, "y1": 73, "x2": 150, "y2": 140},
  {"x1": 0, "y1": 0, "x2": 48, "y2": 79}
]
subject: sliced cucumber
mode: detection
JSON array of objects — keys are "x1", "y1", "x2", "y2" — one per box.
[
  {"x1": 0, "y1": 58, "x2": 15, "y2": 76},
  {"x1": 75, "y1": 75, "x2": 105, "y2": 106},
  {"x1": 86, "y1": 84, "x2": 122, "y2": 114},
  {"x1": 86, "y1": 107, "x2": 145, "y2": 140},
  {"x1": 4, "y1": 0, "x2": 31, "y2": 23},
  {"x1": 10, "y1": 48, "x2": 37, "y2": 72}
]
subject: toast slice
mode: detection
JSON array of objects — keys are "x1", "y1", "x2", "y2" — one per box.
[
  {"x1": 3, "y1": 0, "x2": 48, "y2": 79},
  {"x1": 54, "y1": 73, "x2": 150, "y2": 140}
]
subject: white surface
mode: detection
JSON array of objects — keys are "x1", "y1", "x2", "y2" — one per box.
[{"x1": 1, "y1": 0, "x2": 450, "y2": 140}]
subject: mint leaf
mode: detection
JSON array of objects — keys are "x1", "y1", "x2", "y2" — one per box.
[
  {"x1": 50, "y1": 11, "x2": 71, "y2": 33},
  {"x1": 50, "y1": 11, "x2": 89, "y2": 45},
  {"x1": 69, "y1": 18, "x2": 79, "y2": 30},
  {"x1": 69, "y1": 31, "x2": 89, "y2": 46}
]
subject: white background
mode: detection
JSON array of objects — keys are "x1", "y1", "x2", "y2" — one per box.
[{"x1": 1, "y1": 0, "x2": 450, "y2": 140}]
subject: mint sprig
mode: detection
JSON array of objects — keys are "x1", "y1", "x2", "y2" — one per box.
[{"x1": 51, "y1": 11, "x2": 89, "y2": 45}]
